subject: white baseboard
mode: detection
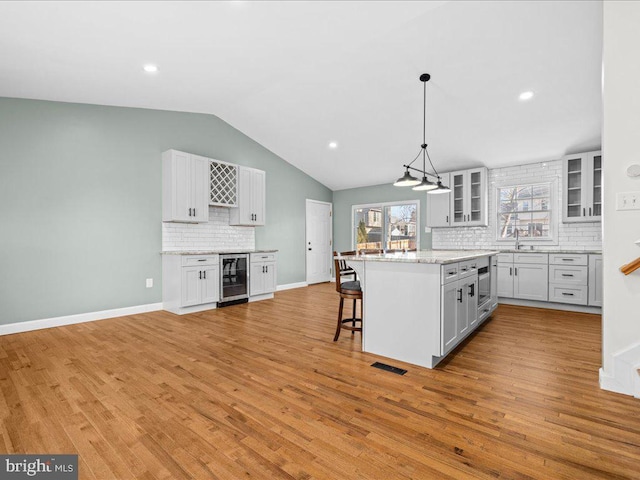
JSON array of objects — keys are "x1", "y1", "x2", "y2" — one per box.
[
  {"x1": 276, "y1": 282, "x2": 308, "y2": 291},
  {"x1": 599, "y1": 368, "x2": 632, "y2": 396},
  {"x1": 0, "y1": 302, "x2": 163, "y2": 337}
]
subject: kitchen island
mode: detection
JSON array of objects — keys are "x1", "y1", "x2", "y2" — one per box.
[{"x1": 342, "y1": 250, "x2": 498, "y2": 369}]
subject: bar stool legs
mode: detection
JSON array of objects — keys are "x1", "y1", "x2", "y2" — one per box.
[{"x1": 334, "y1": 294, "x2": 362, "y2": 342}]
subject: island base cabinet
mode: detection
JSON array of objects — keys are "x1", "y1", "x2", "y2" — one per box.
[{"x1": 441, "y1": 274, "x2": 478, "y2": 356}]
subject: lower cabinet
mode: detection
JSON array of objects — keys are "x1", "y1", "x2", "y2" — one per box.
[
  {"x1": 250, "y1": 252, "x2": 277, "y2": 297},
  {"x1": 497, "y1": 253, "x2": 549, "y2": 301},
  {"x1": 181, "y1": 264, "x2": 219, "y2": 307},
  {"x1": 163, "y1": 254, "x2": 220, "y2": 314},
  {"x1": 441, "y1": 267, "x2": 478, "y2": 356}
]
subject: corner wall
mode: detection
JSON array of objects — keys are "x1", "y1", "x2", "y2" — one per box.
[{"x1": 600, "y1": 1, "x2": 640, "y2": 395}]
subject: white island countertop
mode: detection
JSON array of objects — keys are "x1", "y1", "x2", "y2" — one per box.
[{"x1": 340, "y1": 249, "x2": 499, "y2": 265}]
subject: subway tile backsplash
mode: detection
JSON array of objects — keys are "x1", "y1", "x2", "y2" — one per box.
[
  {"x1": 431, "y1": 160, "x2": 603, "y2": 251},
  {"x1": 162, "y1": 206, "x2": 255, "y2": 251}
]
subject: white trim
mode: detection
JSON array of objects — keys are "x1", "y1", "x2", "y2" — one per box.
[
  {"x1": 351, "y1": 200, "x2": 421, "y2": 250},
  {"x1": 0, "y1": 302, "x2": 163, "y2": 336},
  {"x1": 599, "y1": 368, "x2": 632, "y2": 396},
  {"x1": 248, "y1": 293, "x2": 275, "y2": 302},
  {"x1": 497, "y1": 297, "x2": 601, "y2": 314},
  {"x1": 277, "y1": 281, "x2": 308, "y2": 291}
]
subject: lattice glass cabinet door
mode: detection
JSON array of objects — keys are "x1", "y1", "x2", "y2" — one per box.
[{"x1": 210, "y1": 160, "x2": 238, "y2": 207}]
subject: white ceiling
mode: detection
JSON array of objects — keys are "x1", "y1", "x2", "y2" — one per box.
[{"x1": 0, "y1": 1, "x2": 602, "y2": 191}]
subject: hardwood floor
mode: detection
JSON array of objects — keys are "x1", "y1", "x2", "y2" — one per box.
[{"x1": 1, "y1": 283, "x2": 638, "y2": 479}]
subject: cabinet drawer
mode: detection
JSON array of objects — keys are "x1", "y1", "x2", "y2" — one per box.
[
  {"x1": 181, "y1": 255, "x2": 219, "y2": 267},
  {"x1": 441, "y1": 263, "x2": 459, "y2": 284},
  {"x1": 548, "y1": 284, "x2": 588, "y2": 305},
  {"x1": 250, "y1": 252, "x2": 276, "y2": 263},
  {"x1": 549, "y1": 254, "x2": 588, "y2": 266},
  {"x1": 549, "y1": 265, "x2": 588, "y2": 285},
  {"x1": 513, "y1": 253, "x2": 548, "y2": 264},
  {"x1": 459, "y1": 259, "x2": 479, "y2": 277},
  {"x1": 497, "y1": 253, "x2": 514, "y2": 263}
]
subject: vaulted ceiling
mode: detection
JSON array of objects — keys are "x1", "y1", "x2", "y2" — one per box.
[{"x1": 0, "y1": 1, "x2": 602, "y2": 190}]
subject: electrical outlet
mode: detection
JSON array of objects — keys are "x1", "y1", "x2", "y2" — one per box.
[
  {"x1": 146, "y1": 278, "x2": 153, "y2": 288},
  {"x1": 616, "y1": 191, "x2": 640, "y2": 211}
]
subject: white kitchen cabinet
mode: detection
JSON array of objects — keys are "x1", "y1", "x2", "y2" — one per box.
[
  {"x1": 181, "y1": 264, "x2": 219, "y2": 307},
  {"x1": 548, "y1": 254, "x2": 588, "y2": 305},
  {"x1": 230, "y1": 166, "x2": 266, "y2": 226},
  {"x1": 162, "y1": 149, "x2": 209, "y2": 223},
  {"x1": 588, "y1": 254, "x2": 603, "y2": 307},
  {"x1": 441, "y1": 270, "x2": 478, "y2": 356},
  {"x1": 562, "y1": 151, "x2": 602, "y2": 223},
  {"x1": 250, "y1": 252, "x2": 276, "y2": 296},
  {"x1": 497, "y1": 253, "x2": 549, "y2": 301},
  {"x1": 163, "y1": 254, "x2": 220, "y2": 314},
  {"x1": 449, "y1": 167, "x2": 488, "y2": 227},
  {"x1": 426, "y1": 173, "x2": 451, "y2": 227}
]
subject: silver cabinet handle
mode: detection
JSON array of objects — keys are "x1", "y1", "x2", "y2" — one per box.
[{"x1": 457, "y1": 289, "x2": 463, "y2": 303}]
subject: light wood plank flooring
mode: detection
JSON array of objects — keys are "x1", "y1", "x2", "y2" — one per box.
[{"x1": 1, "y1": 283, "x2": 638, "y2": 479}]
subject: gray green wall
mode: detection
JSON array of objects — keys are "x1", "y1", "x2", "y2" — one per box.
[
  {"x1": 332, "y1": 183, "x2": 433, "y2": 253},
  {"x1": 0, "y1": 97, "x2": 331, "y2": 325}
]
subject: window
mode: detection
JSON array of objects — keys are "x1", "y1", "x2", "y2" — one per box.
[
  {"x1": 497, "y1": 182, "x2": 553, "y2": 241},
  {"x1": 353, "y1": 201, "x2": 419, "y2": 251}
]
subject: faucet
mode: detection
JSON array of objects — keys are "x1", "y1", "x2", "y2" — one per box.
[{"x1": 515, "y1": 228, "x2": 520, "y2": 250}]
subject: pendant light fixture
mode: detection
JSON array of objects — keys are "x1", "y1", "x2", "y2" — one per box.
[{"x1": 393, "y1": 73, "x2": 450, "y2": 194}]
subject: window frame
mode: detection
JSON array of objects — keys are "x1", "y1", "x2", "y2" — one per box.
[
  {"x1": 494, "y1": 179, "x2": 557, "y2": 244},
  {"x1": 351, "y1": 200, "x2": 420, "y2": 251}
]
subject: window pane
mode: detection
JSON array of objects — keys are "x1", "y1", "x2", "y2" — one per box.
[
  {"x1": 497, "y1": 182, "x2": 552, "y2": 241},
  {"x1": 354, "y1": 207, "x2": 382, "y2": 251},
  {"x1": 385, "y1": 204, "x2": 417, "y2": 251}
]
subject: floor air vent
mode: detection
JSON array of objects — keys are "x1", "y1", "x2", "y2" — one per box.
[{"x1": 371, "y1": 362, "x2": 407, "y2": 375}]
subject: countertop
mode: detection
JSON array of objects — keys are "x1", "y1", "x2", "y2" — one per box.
[
  {"x1": 162, "y1": 249, "x2": 278, "y2": 255},
  {"x1": 340, "y1": 249, "x2": 499, "y2": 265}
]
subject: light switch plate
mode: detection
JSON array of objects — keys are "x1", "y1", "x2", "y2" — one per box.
[
  {"x1": 146, "y1": 278, "x2": 153, "y2": 288},
  {"x1": 616, "y1": 192, "x2": 640, "y2": 210}
]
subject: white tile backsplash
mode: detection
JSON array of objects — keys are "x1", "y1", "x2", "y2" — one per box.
[
  {"x1": 162, "y1": 206, "x2": 255, "y2": 251},
  {"x1": 432, "y1": 160, "x2": 603, "y2": 251}
]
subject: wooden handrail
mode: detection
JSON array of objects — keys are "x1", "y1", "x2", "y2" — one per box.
[{"x1": 620, "y1": 257, "x2": 640, "y2": 275}]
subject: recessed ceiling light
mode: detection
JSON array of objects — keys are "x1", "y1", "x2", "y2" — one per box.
[
  {"x1": 328, "y1": 142, "x2": 338, "y2": 149},
  {"x1": 519, "y1": 91, "x2": 534, "y2": 101},
  {"x1": 143, "y1": 64, "x2": 158, "y2": 73}
]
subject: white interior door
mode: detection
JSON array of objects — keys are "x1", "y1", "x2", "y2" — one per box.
[{"x1": 306, "y1": 199, "x2": 332, "y2": 284}]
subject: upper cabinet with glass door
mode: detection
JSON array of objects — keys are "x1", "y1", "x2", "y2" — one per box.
[
  {"x1": 562, "y1": 151, "x2": 602, "y2": 223},
  {"x1": 449, "y1": 167, "x2": 488, "y2": 227}
]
